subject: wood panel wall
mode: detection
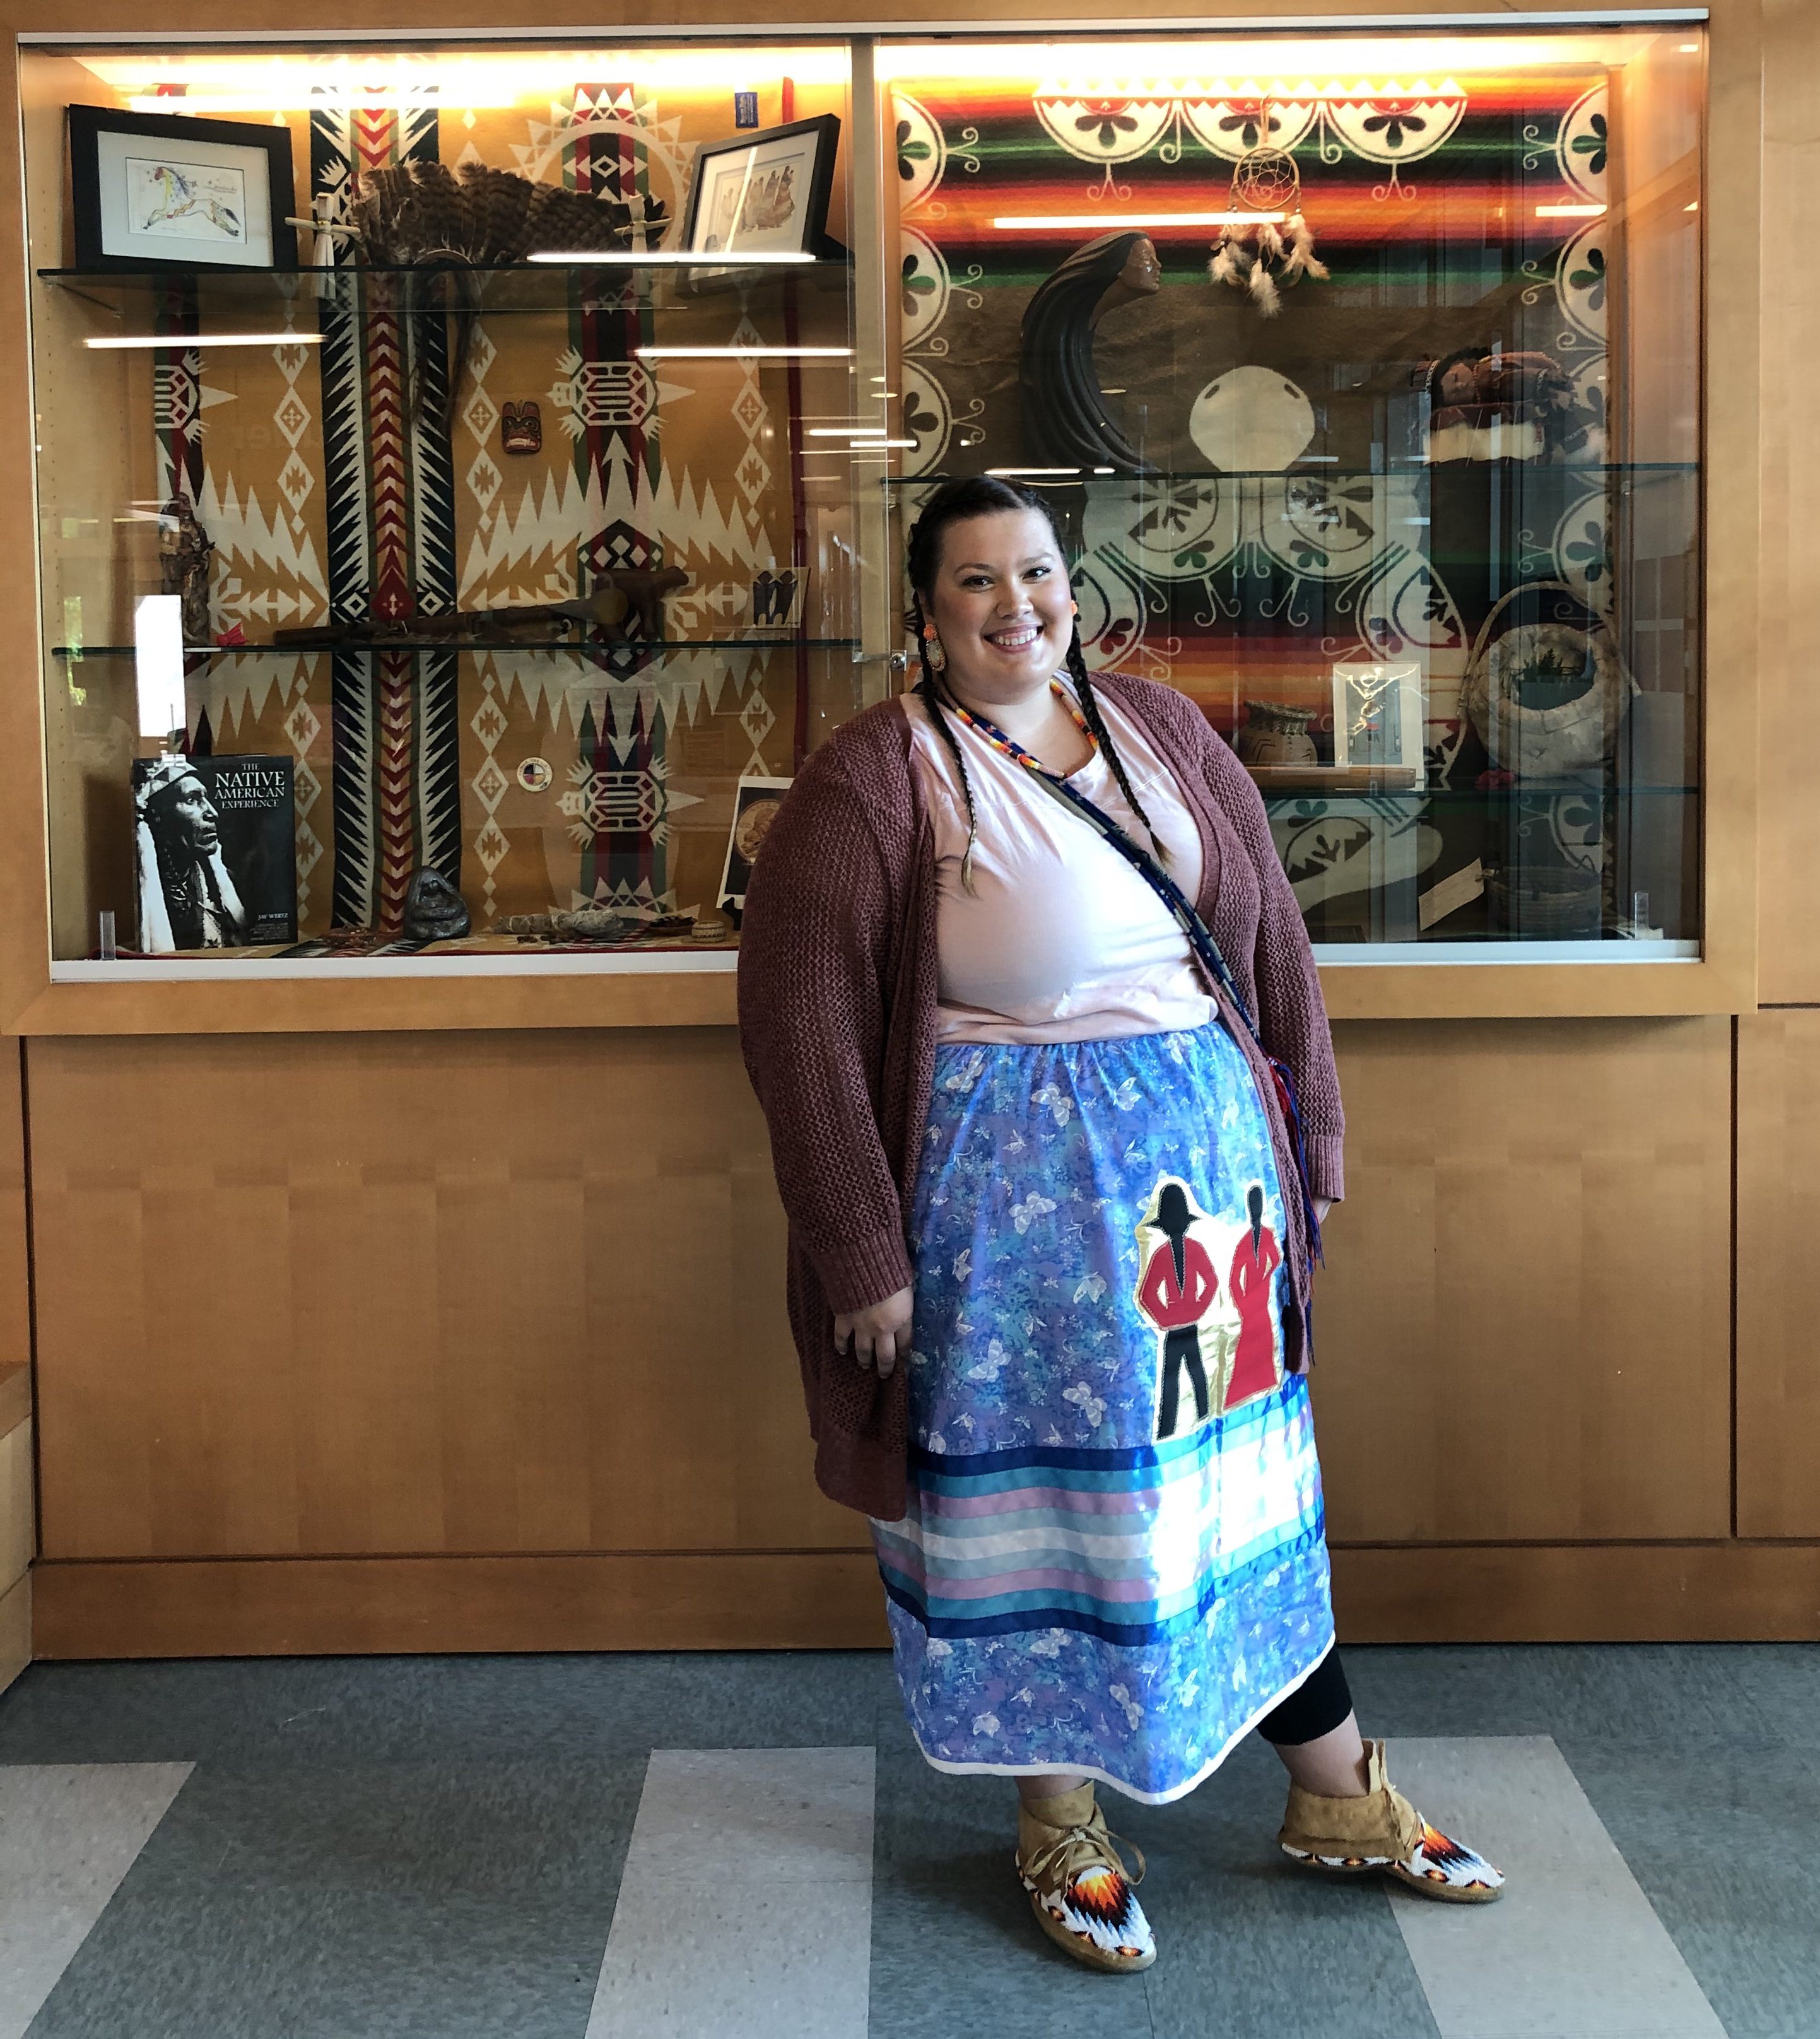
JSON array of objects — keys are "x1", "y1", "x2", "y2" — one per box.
[
  {"x1": 1732, "y1": 1, "x2": 1820, "y2": 1546},
  {"x1": 0, "y1": 1042, "x2": 32, "y2": 1689},
  {"x1": 1758, "y1": 0, "x2": 1820, "y2": 1002},
  {"x1": 28, "y1": 1031, "x2": 855, "y2": 1562},
  {"x1": 27, "y1": 1013, "x2": 1774, "y2": 1657},
  {"x1": 1735, "y1": 1012, "x2": 1820, "y2": 1536},
  {"x1": 1314, "y1": 1018, "x2": 1732, "y2": 1544},
  {"x1": 15, "y1": 0, "x2": 1820, "y2": 1657}
]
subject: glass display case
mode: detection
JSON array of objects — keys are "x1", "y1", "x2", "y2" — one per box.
[
  {"x1": 21, "y1": 23, "x2": 1705, "y2": 982},
  {"x1": 26, "y1": 40, "x2": 871, "y2": 978},
  {"x1": 880, "y1": 26, "x2": 1704, "y2": 960}
]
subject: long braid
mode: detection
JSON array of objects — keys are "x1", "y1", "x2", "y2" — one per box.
[
  {"x1": 911, "y1": 592, "x2": 982, "y2": 894},
  {"x1": 1066, "y1": 623, "x2": 1166, "y2": 864}
]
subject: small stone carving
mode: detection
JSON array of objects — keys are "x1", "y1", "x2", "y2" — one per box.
[{"x1": 402, "y1": 867, "x2": 471, "y2": 942}]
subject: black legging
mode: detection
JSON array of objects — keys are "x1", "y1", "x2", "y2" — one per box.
[{"x1": 1256, "y1": 1646, "x2": 1353, "y2": 1747}]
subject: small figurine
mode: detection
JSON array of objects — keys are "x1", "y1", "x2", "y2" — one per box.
[
  {"x1": 500, "y1": 401, "x2": 543, "y2": 456},
  {"x1": 599, "y1": 564, "x2": 688, "y2": 640},
  {"x1": 402, "y1": 867, "x2": 471, "y2": 943},
  {"x1": 502, "y1": 907, "x2": 634, "y2": 943},
  {"x1": 752, "y1": 567, "x2": 799, "y2": 626},
  {"x1": 158, "y1": 494, "x2": 216, "y2": 645}
]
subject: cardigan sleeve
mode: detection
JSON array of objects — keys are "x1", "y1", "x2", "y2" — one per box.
[
  {"x1": 736, "y1": 746, "x2": 917, "y2": 1313},
  {"x1": 1203, "y1": 737, "x2": 1347, "y2": 1202}
]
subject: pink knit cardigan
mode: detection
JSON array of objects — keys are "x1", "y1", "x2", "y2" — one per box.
[{"x1": 737, "y1": 673, "x2": 1345, "y2": 1520}]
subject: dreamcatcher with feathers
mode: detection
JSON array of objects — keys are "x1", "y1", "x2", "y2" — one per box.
[
  {"x1": 309, "y1": 160, "x2": 669, "y2": 428},
  {"x1": 1207, "y1": 115, "x2": 1328, "y2": 317}
]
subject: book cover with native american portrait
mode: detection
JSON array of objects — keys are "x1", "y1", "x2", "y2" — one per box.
[{"x1": 132, "y1": 753, "x2": 297, "y2": 953}]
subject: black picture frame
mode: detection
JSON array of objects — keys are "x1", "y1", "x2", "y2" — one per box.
[
  {"x1": 681, "y1": 114, "x2": 843, "y2": 261},
  {"x1": 68, "y1": 103, "x2": 299, "y2": 273}
]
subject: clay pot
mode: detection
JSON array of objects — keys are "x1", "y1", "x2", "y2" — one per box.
[{"x1": 1235, "y1": 700, "x2": 1319, "y2": 767}]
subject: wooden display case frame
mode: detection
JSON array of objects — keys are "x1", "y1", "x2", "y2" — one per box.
[{"x1": 0, "y1": 1, "x2": 1751, "y2": 1035}]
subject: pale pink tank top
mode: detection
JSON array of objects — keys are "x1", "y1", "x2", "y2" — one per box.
[{"x1": 904, "y1": 683, "x2": 1217, "y2": 1045}]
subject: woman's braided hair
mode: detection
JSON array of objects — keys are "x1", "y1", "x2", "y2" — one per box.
[{"x1": 903, "y1": 475, "x2": 1163, "y2": 893}]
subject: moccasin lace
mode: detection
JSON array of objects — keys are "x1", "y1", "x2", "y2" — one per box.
[{"x1": 1021, "y1": 1810, "x2": 1146, "y2": 1898}]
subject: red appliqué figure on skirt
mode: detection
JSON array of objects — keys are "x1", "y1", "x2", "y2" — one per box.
[
  {"x1": 1224, "y1": 1181, "x2": 1283, "y2": 1409},
  {"x1": 1136, "y1": 1178, "x2": 1217, "y2": 1440}
]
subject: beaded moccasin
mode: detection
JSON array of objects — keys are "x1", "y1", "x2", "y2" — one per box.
[
  {"x1": 1278, "y1": 1739, "x2": 1505, "y2": 1903},
  {"x1": 1016, "y1": 1784, "x2": 1157, "y2": 1971}
]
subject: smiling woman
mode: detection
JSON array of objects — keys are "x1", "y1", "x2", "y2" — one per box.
[{"x1": 737, "y1": 473, "x2": 1504, "y2": 1977}]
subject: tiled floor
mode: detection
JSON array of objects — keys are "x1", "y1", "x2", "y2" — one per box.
[{"x1": 0, "y1": 1645, "x2": 1813, "y2": 2038}]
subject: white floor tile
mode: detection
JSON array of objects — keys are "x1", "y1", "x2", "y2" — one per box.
[
  {"x1": 622, "y1": 1747, "x2": 877, "y2": 1885},
  {"x1": 1386, "y1": 1736, "x2": 1727, "y2": 2039},
  {"x1": 587, "y1": 1746, "x2": 875, "y2": 2039},
  {"x1": 590, "y1": 1875, "x2": 874, "y2": 2038},
  {"x1": 0, "y1": 1761, "x2": 192, "y2": 2039}
]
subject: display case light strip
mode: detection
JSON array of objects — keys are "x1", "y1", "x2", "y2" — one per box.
[
  {"x1": 806, "y1": 426, "x2": 889, "y2": 436},
  {"x1": 86, "y1": 332, "x2": 324, "y2": 350},
  {"x1": 634, "y1": 345, "x2": 852, "y2": 359},
  {"x1": 127, "y1": 92, "x2": 534, "y2": 112},
  {"x1": 987, "y1": 466, "x2": 1117, "y2": 476},
  {"x1": 1535, "y1": 203, "x2": 1607, "y2": 218},
  {"x1": 994, "y1": 212, "x2": 1284, "y2": 229},
  {"x1": 874, "y1": 36, "x2": 1675, "y2": 82},
  {"x1": 525, "y1": 249, "x2": 816, "y2": 264},
  {"x1": 88, "y1": 47, "x2": 854, "y2": 94}
]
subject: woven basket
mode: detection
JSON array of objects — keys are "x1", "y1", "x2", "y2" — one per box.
[
  {"x1": 1459, "y1": 581, "x2": 1635, "y2": 779},
  {"x1": 1485, "y1": 864, "x2": 1602, "y2": 939}
]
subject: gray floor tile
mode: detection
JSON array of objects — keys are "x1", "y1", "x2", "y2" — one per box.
[
  {"x1": 1566, "y1": 1736, "x2": 1820, "y2": 2039},
  {"x1": 0, "y1": 1653, "x2": 901, "y2": 1770},
  {"x1": 24, "y1": 1758, "x2": 645, "y2": 2039},
  {"x1": 0, "y1": 1643, "x2": 1812, "y2": 2038},
  {"x1": 1342, "y1": 1644, "x2": 1813, "y2": 1749}
]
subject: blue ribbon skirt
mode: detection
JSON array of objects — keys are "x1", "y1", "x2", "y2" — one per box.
[{"x1": 873, "y1": 1024, "x2": 1336, "y2": 1804}]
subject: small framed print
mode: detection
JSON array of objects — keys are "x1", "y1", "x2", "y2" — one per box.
[
  {"x1": 1331, "y1": 660, "x2": 1426, "y2": 785},
  {"x1": 68, "y1": 105, "x2": 298, "y2": 272},
  {"x1": 719, "y1": 775, "x2": 792, "y2": 912},
  {"x1": 683, "y1": 115, "x2": 842, "y2": 260}
]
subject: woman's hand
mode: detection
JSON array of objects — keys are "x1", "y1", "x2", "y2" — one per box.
[
  {"x1": 834, "y1": 1286, "x2": 914, "y2": 1379},
  {"x1": 1313, "y1": 1196, "x2": 1335, "y2": 1225}
]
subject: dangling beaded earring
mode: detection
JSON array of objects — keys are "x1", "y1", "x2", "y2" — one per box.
[{"x1": 922, "y1": 623, "x2": 947, "y2": 674}]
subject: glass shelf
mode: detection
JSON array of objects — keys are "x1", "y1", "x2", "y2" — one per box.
[
  {"x1": 37, "y1": 258, "x2": 852, "y2": 320},
  {"x1": 50, "y1": 637, "x2": 860, "y2": 659},
  {"x1": 1254, "y1": 780, "x2": 1698, "y2": 801},
  {"x1": 886, "y1": 463, "x2": 1698, "y2": 484}
]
